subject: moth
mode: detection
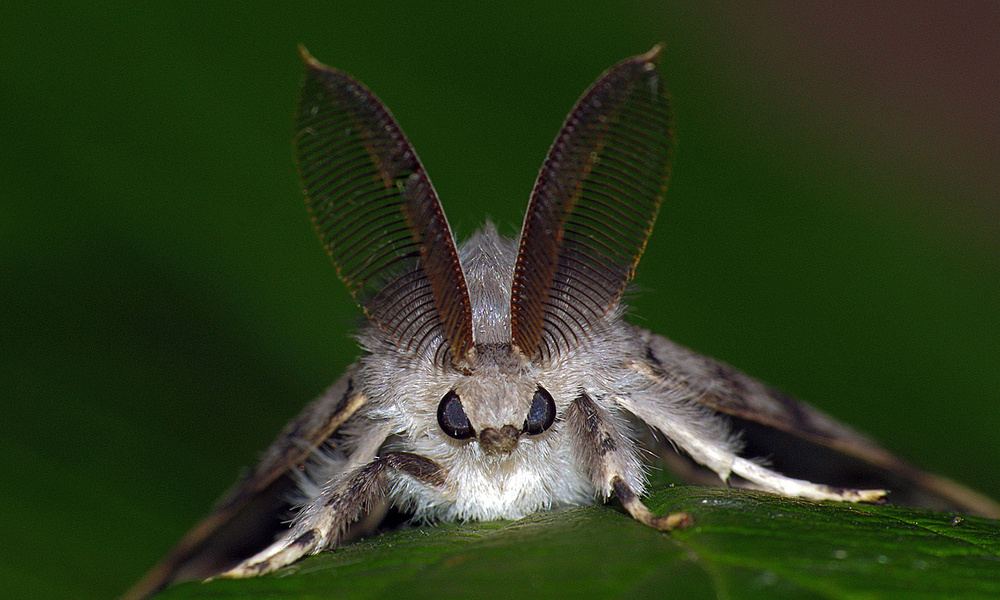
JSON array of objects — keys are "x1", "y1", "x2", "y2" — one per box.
[{"x1": 123, "y1": 45, "x2": 999, "y2": 600}]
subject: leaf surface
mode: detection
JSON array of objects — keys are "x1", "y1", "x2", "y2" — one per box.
[{"x1": 158, "y1": 486, "x2": 1000, "y2": 600}]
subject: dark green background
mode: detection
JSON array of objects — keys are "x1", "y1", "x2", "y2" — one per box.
[{"x1": 3, "y1": 3, "x2": 997, "y2": 599}]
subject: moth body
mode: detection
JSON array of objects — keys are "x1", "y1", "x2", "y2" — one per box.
[
  {"x1": 298, "y1": 224, "x2": 646, "y2": 524},
  {"x1": 121, "y1": 45, "x2": 999, "y2": 600}
]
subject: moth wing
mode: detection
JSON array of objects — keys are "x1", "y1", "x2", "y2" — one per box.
[
  {"x1": 632, "y1": 325, "x2": 1000, "y2": 517},
  {"x1": 121, "y1": 365, "x2": 366, "y2": 600}
]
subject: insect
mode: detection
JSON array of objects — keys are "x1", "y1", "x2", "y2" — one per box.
[{"x1": 122, "y1": 45, "x2": 999, "y2": 600}]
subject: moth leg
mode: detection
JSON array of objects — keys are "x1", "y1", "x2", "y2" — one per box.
[
  {"x1": 612, "y1": 477, "x2": 693, "y2": 530},
  {"x1": 729, "y1": 456, "x2": 886, "y2": 503},
  {"x1": 219, "y1": 452, "x2": 445, "y2": 578},
  {"x1": 617, "y1": 368, "x2": 887, "y2": 505},
  {"x1": 567, "y1": 393, "x2": 693, "y2": 531}
]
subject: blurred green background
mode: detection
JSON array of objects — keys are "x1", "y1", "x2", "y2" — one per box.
[{"x1": 2, "y1": 2, "x2": 997, "y2": 599}]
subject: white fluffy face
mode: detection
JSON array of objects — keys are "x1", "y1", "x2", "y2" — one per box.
[
  {"x1": 355, "y1": 349, "x2": 587, "y2": 520},
  {"x1": 356, "y1": 339, "x2": 604, "y2": 521}
]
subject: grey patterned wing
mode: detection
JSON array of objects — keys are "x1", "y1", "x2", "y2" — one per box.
[{"x1": 632, "y1": 325, "x2": 1000, "y2": 517}]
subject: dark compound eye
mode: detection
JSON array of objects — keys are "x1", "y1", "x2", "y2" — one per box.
[
  {"x1": 523, "y1": 386, "x2": 556, "y2": 435},
  {"x1": 437, "y1": 390, "x2": 475, "y2": 440}
]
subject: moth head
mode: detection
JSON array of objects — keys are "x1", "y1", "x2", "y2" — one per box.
[{"x1": 435, "y1": 344, "x2": 556, "y2": 455}]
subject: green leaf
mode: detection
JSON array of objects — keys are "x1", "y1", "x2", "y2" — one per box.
[{"x1": 157, "y1": 486, "x2": 1000, "y2": 600}]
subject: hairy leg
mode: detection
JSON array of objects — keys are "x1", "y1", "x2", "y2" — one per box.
[{"x1": 220, "y1": 452, "x2": 444, "y2": 578}]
